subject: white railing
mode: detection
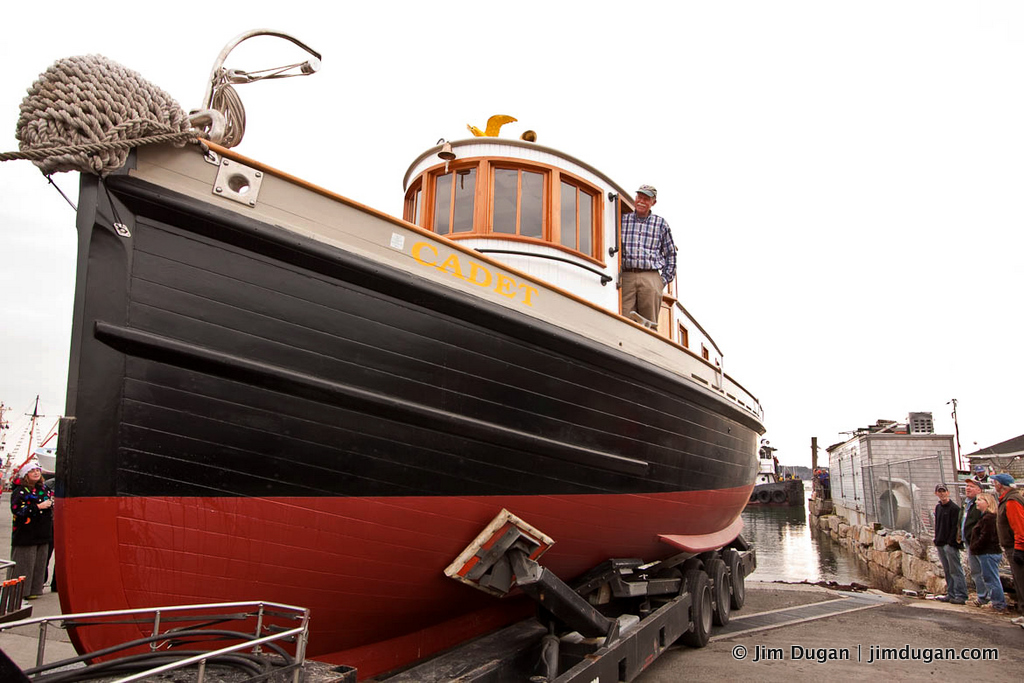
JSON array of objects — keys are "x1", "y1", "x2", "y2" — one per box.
[{"x1": 0, "y1": 600, "x2": 310, "y2": 683}]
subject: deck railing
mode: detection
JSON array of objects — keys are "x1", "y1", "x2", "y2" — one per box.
[{"x1": 0, "y1": 600, "x2": 311, "y2": 683}]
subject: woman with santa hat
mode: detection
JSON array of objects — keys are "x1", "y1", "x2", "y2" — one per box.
[{"x1": 9, "y1": 458, "x2": 54, "y2": 599}]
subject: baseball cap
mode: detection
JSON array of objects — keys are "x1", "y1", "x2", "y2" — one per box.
[
  {"x1": 974, "y1": 464, "x2": 986, "y2": 473},
  {"x1": 991, "y1": 473, "x2": 1015, "y2": 487},
  {"x1": 637, "y1": 184, "x2": 657, "y2": 199},
  {"x1": 934, "y1": 484, "x2": 948, "y2": 493}
]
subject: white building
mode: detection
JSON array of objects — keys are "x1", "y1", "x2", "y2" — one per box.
[{"x1": 827, "y1": 416, "x2": 956, "y2": 532}]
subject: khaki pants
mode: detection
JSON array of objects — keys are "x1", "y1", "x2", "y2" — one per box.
[{"x1": 621, "y1": 270, "x2": 663, "y2": 323}]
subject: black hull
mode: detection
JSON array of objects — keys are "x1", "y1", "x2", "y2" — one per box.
[{"x1": 64, "y1": 169, "x2": 761, "y2": 501}]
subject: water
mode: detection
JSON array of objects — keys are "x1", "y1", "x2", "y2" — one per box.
[{"x1": 741, "y1": 481, "x2": 873, "y2": 585}]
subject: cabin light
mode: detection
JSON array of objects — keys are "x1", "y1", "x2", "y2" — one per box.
[{"x1": 435, "y1": 138, "x2": 456, "y2": 174}]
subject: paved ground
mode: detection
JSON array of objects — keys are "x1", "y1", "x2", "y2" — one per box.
[{"x1": 640, "y1": 582, "x2": 1024, "y2": 681}]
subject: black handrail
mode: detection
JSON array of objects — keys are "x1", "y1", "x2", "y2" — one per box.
[{"x1": 474, "y1": 248, "x2": 612, "y2": 285}]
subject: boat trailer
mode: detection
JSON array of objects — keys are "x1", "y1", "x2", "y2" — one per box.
[{"x1": 378, "y1": 509, "x2": 755, "y2": 682}]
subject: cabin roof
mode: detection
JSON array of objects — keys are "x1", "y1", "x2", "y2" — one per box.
[{"x1": 404, "y1": 138, "x2": 635, "y2": 202}]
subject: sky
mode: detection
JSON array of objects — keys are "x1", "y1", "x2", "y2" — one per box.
[{"x1": 1, "y1": 1, "x2": 1022, "y2": 468}]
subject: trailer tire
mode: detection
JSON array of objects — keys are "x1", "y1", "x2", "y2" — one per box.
[
  {"x1": 680, "y1": 569, "x2": 712, "y2": 648},
  {"x1": 707, "y1": 558, "x2": 731, "y2": 626},
  {"x1": 723, "y1": 549, "x2": 745, "y2": 610}
]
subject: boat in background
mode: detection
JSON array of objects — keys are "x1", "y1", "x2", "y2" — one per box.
[
  {"x1": 747, "y1": 440, "x2": 804, "y2": 507},
  {"x1": 14, "y1": 31, "x2": 765, "y2": 678}
]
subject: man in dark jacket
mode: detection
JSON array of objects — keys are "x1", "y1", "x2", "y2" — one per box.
[
  {"x1": 933, "y1": 483, "x2": 967, "y2": 604},
  {"x1": 991, "y1": 473, "x2": 1024, "y2": 620},
  {"x1": 959, "y1": 478, "x2": 988, "y2": 605}
]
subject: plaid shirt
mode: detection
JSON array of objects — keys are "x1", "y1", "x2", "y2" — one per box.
[{"x1": 621, "y1": 212, "x2": 676, "y2": 284}]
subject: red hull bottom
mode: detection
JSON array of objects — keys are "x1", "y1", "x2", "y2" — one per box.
[{"x1": 56, "y1": 486, "x2": 752, "y2": 678}]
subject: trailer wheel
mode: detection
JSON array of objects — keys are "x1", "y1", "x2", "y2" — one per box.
[
  {"x1": 707, "y1": 558, "x2": 730, "y2": 626},
  {"x1": 680, "y1": 569, "x2": 712, "y2": 648},
  {"x1": 723, "y1": 549, "x2": 745, "y2": 610}
]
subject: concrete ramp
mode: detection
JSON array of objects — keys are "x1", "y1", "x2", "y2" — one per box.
[{"x1": 712, "y1": 591, "x2": 895, "y2": 641}]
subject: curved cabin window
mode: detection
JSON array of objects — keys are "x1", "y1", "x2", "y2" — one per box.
[
  {"x1": 408, "y1": 158, "x2": 602, "y2": 262},
  {"x1": 493, "y1": 168, "x2": 544, "y2": 238},
  {"x1": 433, "y1": 168, "x2": 476, "y2": 235},
  {"x1": 559, "y1": 181, "x2": 595, "y2": 255},
  {"x1": 404, "y1": 179, "x2": 422, "y2": 225}
]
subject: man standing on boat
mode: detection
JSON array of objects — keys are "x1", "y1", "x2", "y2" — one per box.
[{"x1": 620, "y1": 185, "x2": 676, "y2": 327}]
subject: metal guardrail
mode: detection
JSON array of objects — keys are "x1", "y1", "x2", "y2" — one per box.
[{"x1": 0, "y1": 600, "x2": 310, "y2": 683}]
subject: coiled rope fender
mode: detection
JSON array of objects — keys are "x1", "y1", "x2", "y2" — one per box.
[{"x1": 2, "y1": 54, "x2": 195, "y2": 176}]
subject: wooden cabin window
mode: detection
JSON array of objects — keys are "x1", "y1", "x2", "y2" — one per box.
[
  {"x1": 678, "y1": 324, "x2": 689, "y2": 348},
  {"x1": 433, "y1": 168, "x2": 476, "y2": 235},
  {"x1": 701, "y1": 344, "x2": 710, "y2": 361},
  {"x1": 559, "y1": 181, "x2": 596, "y2": 255},
  {"x1": 493, "y1": 168, "x2": 544, "y2": 238},
  {"x1": 416, "y1": 158, "x2": 602, "y2": 262},
  {"x1": 404, "y1": 180, "x2": 422, "y2": 225}
]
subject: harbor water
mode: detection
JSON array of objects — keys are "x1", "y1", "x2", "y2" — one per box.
[{"x1": 742, "y1": 481, "x2": 872, "y2": 585}]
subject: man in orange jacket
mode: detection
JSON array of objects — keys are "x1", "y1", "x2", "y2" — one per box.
[{"x1": 991, "y1": 473, "x2": 1024, "y2": 623}]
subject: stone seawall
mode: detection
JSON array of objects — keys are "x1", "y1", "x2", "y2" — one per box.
[{"x1": 810, "y1": 508, "x2": 949, "y2": 595}]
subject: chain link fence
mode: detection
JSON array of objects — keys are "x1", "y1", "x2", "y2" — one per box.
[{"x1": 863, "y1": 454, "x2": 959, "y2": 538}]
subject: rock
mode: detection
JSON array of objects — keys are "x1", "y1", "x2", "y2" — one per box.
[
  {"x1": 859, "y1": 526, "x2": 874, "y2": 546},
  {"x1": 870, "y1": 549, "x2": 890, "y2": 567},
  {"x1": 874, "y1": 534, "x2": 901, "y2": 551},
  {"x1": 925, "y1": 574, "x2": 947, "y2": 595},
  {"x1": 898, "y1": 535, "x2": 924, "y2": 560},
  {"x1": 888, "y1": 551, "x2": 904, "y2": 575},
  {"x1": 838, "y1": 523, "x2": 850, "y2": 538},
  {"x1": 903, "y1": 554, "x2": 941, "y2": 585}
]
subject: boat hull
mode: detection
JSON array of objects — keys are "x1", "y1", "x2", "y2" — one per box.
[
  {"x1": 56, "y1": 146, "x2": 762, "y2": 677},
  {"x1": 747, "y1": 479, "x2": 805, "y2": 507},
  {"x1": 56, "y1": 486, "x2": 750, "y2": 676}
]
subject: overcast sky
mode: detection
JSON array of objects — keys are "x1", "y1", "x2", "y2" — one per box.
[{"x1": 2, "y1": 1, "x2": 1022, "y2": 467}]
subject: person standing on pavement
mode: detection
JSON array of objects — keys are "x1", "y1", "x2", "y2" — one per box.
[
  {"x1": 619, "y1": 184, "x2": 676, "y2": 326},
  {"x1": 959, "y1": 478, "x2": 988, "y2": 605},
  {"x1": 933, "y1": 483, "x2": 968, "y2": 604},
  {"x1": 969, "y1": 492, "x2": 1008, "y2": 614},
  {"x1": 990, "y1": 473, "x2": 1024, "y2": 621},
  {"x1": 9, "y1": 459, "x2": 54, "y2": 599}
]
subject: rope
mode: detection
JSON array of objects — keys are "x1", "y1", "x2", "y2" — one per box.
[
  {"x1": 0, "y1": 131, "x2": 196, "y2": 162},
  {"x1": 7, "y1": 54, "x2": 194, "y2": 176}
]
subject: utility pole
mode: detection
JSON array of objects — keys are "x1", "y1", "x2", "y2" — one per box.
[
  {"x1": 810, "y1": 436, "x2": 818, "y2": 471},
  {"x1": 948, "y1": 398, "x2": 963, "y2": 471}
]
